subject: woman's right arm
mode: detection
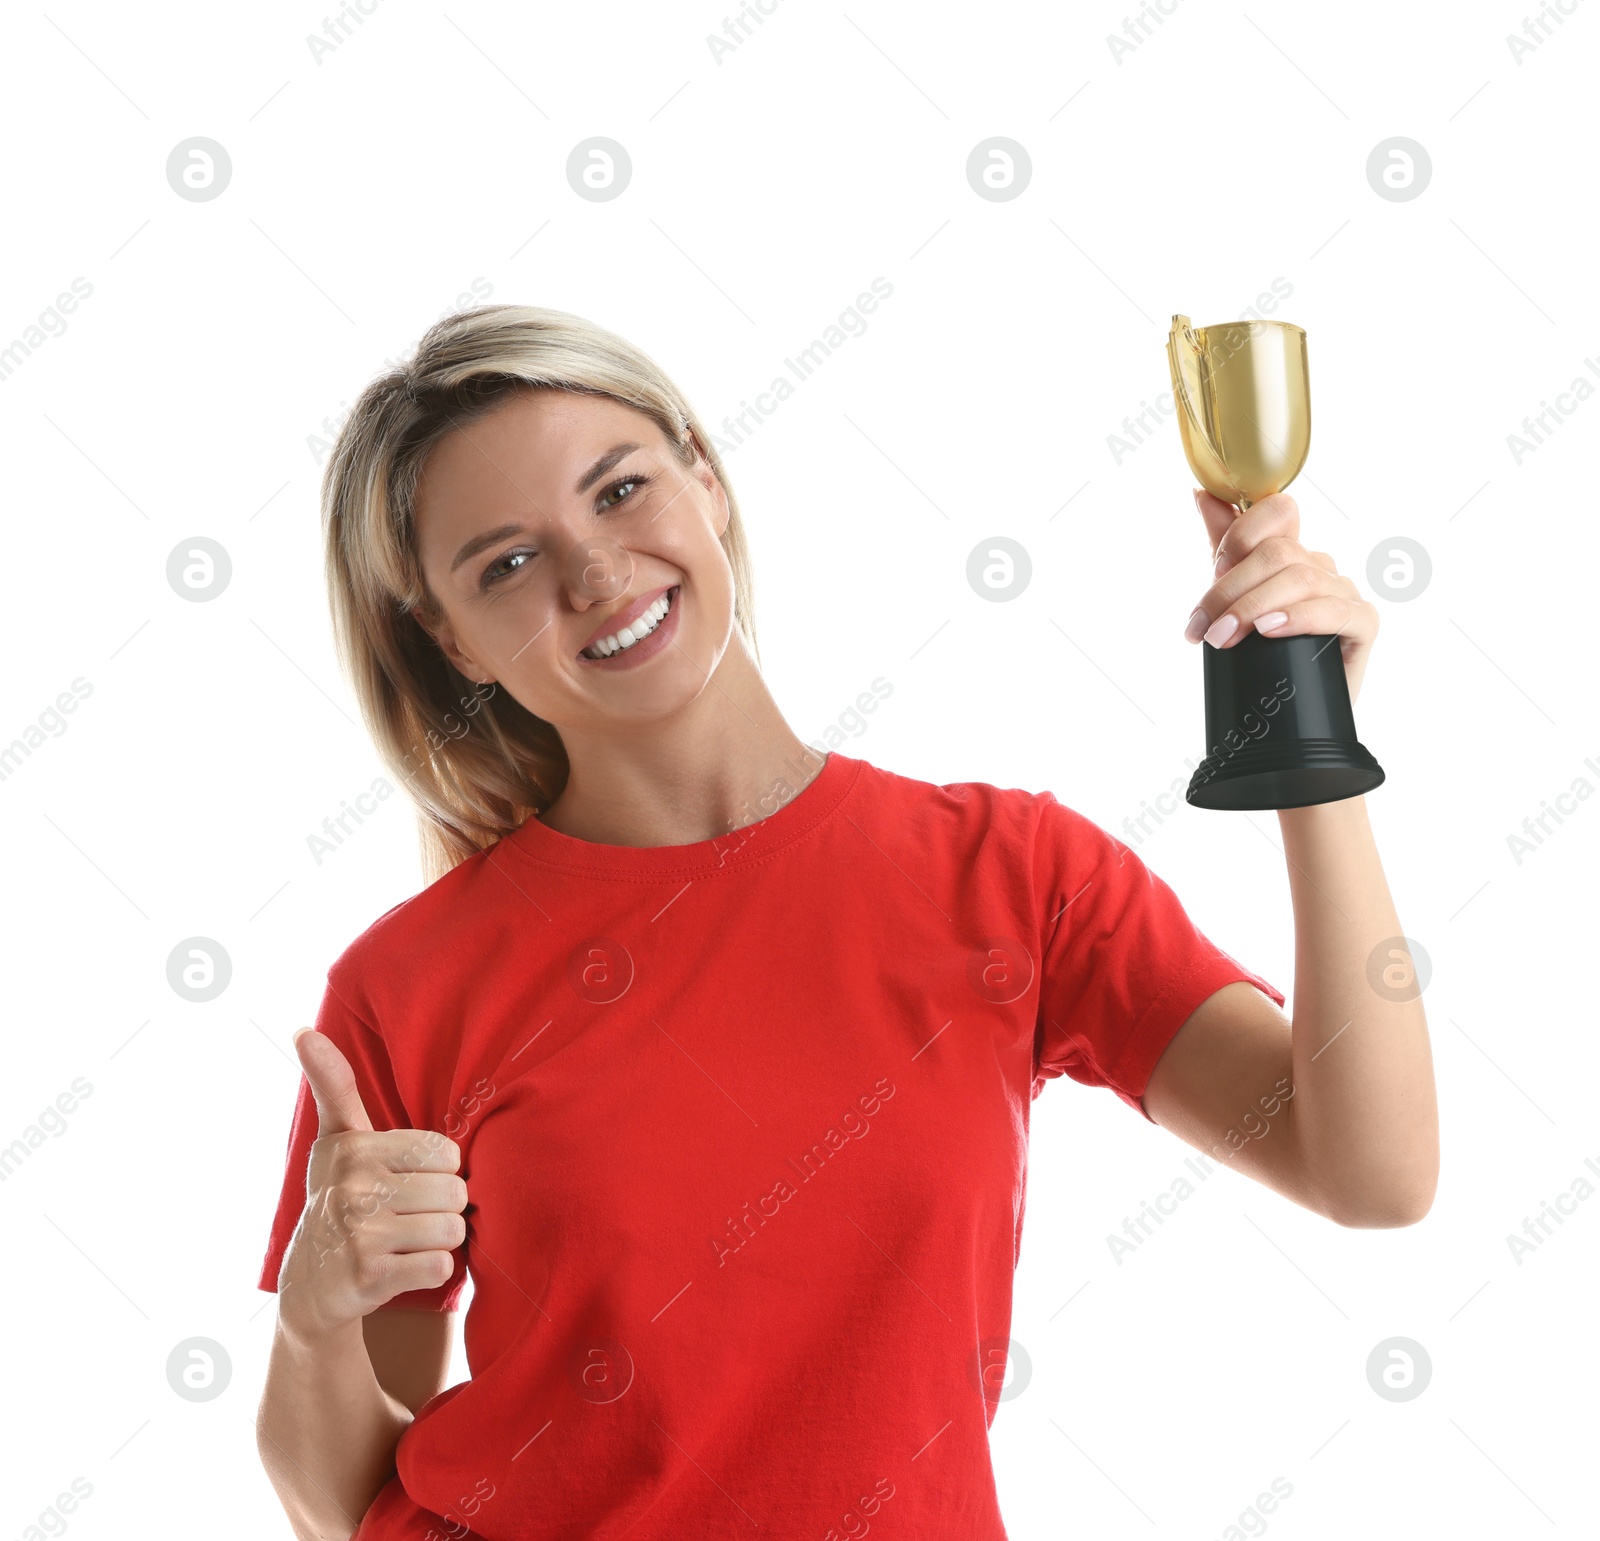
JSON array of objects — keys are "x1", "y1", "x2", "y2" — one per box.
[
  {"x1": 255, "y1": 1029, "x2": 468, "y2": 1539},
  {"x1": 257, "y1": 1314, "x2": 417, "y2": 1540}
]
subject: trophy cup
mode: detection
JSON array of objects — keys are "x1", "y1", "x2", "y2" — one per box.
[{"x1": 1166, "y1": 314, "x2": 1384, "y2": 811}]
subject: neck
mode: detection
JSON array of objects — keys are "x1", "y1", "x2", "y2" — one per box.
[{"x1": 538, "y1": 632, "x2": 826, "y2": 848}]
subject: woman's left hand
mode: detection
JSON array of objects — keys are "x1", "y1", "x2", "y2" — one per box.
[{"x1": 1184, "y1": 488, "x2": 1379, "y2": 707}]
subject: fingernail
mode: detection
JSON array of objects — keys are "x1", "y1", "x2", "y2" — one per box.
[
  {"x1": 1192, "y1": 488, "x2": 1203, "y2": 511},
  {"x1": 1255, "y1": 610, "x2": 1288, "y2": 634},
  {"x1": 1184, "y1": 608, "x2": 1209, "y2": 643},
  {"x1": 1203, "y1": 614, "x2": 1239, "y2": 647},
  {"x1": 1214, "y1": 549, "x2": 1233, "y2": 576}
]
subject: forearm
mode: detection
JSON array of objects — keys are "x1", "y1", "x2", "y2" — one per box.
[
  {"x1": 1278, "y1": 794, "x2": 1438, "y2": 1225},
  {"x1": 257, "y1": 1313, "x2": 410, "y2": 1540}
]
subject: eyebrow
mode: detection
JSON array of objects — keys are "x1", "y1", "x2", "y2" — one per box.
[
  {"x1": 575, "y1": 442, "x2": 642, "y2": 494},
  {"x1": 450, "y1": 522, "x2": 527, "y2": 575},
  {"x1": 447, "y1": 442, "x2": 646, "y2": 574}
]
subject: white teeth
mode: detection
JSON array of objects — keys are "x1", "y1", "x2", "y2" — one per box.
[{"x1": 583, "y1": 589, "x2": 675, "y2": 659}]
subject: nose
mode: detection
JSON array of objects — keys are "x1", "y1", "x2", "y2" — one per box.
[{"x1": 562, "y1": 534, "x2": 635, "y2": 611}]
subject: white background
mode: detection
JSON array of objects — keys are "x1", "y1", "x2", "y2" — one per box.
[{"x1": 2, "y1": 2, "x2": 1594, "y2": 1537}]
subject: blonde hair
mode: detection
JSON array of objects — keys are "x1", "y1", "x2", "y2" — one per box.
[{"x1": 320, "y1": 304, "x2": 760, "y2": 884}]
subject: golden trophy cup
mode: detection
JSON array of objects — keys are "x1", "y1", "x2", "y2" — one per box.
[{"x1": 1166, "y1": 314, "x2": 1384, "y2": 810}]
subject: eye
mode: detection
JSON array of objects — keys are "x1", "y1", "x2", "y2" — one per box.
[
  {"x1": 481, "y1": 548, "x2": 533, "y2": 589},
  {"x1": 597, "y1": 472, "x2": 650, "y2": 510},
  {"x1": 479, "y1": 473, "x2": 652, "y2": 590}
]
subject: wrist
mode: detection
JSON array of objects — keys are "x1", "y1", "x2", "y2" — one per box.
[
  {"x1": 274, "y1": 1295, "x2": 363, "y2": 1359},
  {"x1": 1277, "y1": 793, "x2": 1368, "y2": 834}
]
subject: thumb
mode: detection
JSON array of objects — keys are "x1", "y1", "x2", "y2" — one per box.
[
  {"x1": 1193, "y1": 487, "x2": 1240, "y2": 561},
  {"x1": 294, "y1": 1028, "x2": 374, "y2": 1136}
]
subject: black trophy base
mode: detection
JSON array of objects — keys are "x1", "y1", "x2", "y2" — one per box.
[
  {"x1": 1186, "y1": 629, "x2": 1385, "y2": 812},
  {"x1": 1186, "y1": 737, "x2": 1385, "y2": 810}
]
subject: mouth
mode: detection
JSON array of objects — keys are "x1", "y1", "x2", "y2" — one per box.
[{"x1": 576, "y1": 584, "x2": 681, "y2": 668}]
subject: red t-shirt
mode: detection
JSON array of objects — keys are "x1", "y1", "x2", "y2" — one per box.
[{"x1": 257, "y1": 751, "x2": 1284, "y2": 1538}]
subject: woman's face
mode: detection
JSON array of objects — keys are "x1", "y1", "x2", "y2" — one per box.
[{"x1": 412, "y1": 388, "x2": 737, "y2": 735}]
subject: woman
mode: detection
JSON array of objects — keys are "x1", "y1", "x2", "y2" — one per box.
[{"x1": 255, "y1": 305, "x2": 1438, "y2": 1540}]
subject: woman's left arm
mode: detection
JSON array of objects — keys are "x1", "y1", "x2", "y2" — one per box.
[{"x1": 1142, "y1": 489, "x2": 1439, "y2": 1229}]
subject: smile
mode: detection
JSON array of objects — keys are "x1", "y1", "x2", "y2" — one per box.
[{"x1": 579, "y1": 585, "x2": 679, "y2": 662}]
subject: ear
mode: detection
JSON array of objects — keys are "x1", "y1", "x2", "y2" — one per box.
[
  {"x1": 706, "y1": 466, "x2": 731, "y2": 541},
  {"x1": 687, "y1": 434, "x2": 731, "y2": 540}
]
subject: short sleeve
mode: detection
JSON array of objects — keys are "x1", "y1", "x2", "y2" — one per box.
[
  {"x1": 256, "y1": 973, "x2": 469, "y2": 1313},
  {"x1": 1030, "y1": 793, "x2": 1286, "y2": 1121}
]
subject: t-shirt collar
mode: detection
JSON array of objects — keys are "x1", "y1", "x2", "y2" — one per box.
[{"x1": 494, "y1": 750, "x2": 860, "y2": 879}]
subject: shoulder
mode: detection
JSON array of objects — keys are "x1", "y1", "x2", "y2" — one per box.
[
  {"x1": 854, "y1": 755, "x2": 1072, "y2": 825},
  {"x1": 849, "y1": 755, "x2": 1098, "y2": 861},
  {"x1": 325, "y1": 838, "x2": 511, "y2": 1002}
]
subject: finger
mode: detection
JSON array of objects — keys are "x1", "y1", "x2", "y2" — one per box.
[
  {"x1": 1209, "y1": 492, "x2": 1300, "y2": 576},
  {"x1": 382, "y1": 1171, "x2": 471, "y2": 1216},
  {"x1": 1190, "y1": 559, "x2": 1332, "y2": 646},
  {"x1": 372, "y1": 1248, "x2": 459, "y2": 1301},
  {"x1": 1217, "y1": 589, "x2": 1370, "y2": 650},
  {"x1": 295, "y1": 1028, "x2": 374, "y2": 1136},
  {"x1": 1193, "y1": 488, "x2": 1240, "y2": 558},
  {"x1": 385, "y1": 1208, "x2": 469, "y2": 1255},
  {"x1": 363, "y1": 1126, "x2": 463, "y2": 1176},
  {"x1": 1187, "y1": 539, "x2": 1315, "y2": 637},
  {"x1": 1257, "y1": 595, "x2": 1376, "y2": 648}
]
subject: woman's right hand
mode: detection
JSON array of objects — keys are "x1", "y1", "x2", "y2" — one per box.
[{"x1": 274, "y1": 1028, "x2": 468, "y2": 1342}]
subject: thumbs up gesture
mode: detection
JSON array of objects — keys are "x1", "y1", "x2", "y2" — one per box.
[{"x1": 275, "y1": 1028, "x2": 468, "y2": 1339}]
